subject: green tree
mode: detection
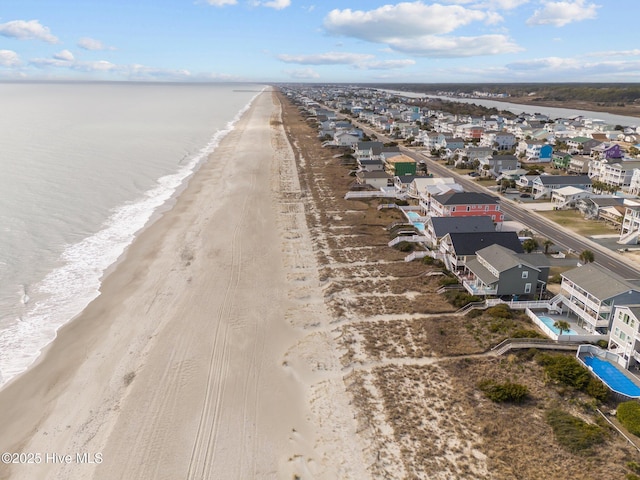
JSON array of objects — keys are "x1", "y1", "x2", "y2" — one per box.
[
  {"x1": 543, "y1": 239, "x2": 554, "y2": 254},
  {"x1": 553, "y1": 320, "x2": 571, "y2": 336},
  {"x1": 522, "y1": 238, "x2": 539, "y2": 253},
  {"x1": 579, "y1": 250, "x2": 595, "y2": 263}
]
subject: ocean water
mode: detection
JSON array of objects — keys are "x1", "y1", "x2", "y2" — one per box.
[{"x1": 0, "y1": 81, "x2": 264, "y2": 386}]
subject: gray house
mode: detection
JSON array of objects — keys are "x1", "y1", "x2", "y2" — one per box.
[
  {"x1": 462, "y1": 244, "x2": 550, "y2": 298},
  {"x1": 424, "y1": 216, "x2": 495, "y2": 248},
  {"x1": 439, "y1": 231, "x2": 523, "y2": 273}
]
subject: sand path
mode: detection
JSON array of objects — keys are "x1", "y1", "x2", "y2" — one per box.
[{"x1": 0, "y1": 91, "x2": 368, "y2": 479}]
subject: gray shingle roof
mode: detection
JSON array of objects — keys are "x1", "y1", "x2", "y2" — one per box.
[
  {"x1": 476, "y1": 244, "x2": 539, "y2": 272},
  {"x1": 433, "y1": 192, "x2": 499, "y2": 206},
  {"x1": 446, "y1": 231, "x2": 523, "y2": 256},
  {"x1": 537, "y1": 175, "x2": 591, "y2": 186},
  {"x1": 561, "y1": 263, "x2": 640, "y2": 300},
  {"x1": 430, "y1": 216, "x2": 495, "y2": 237}
]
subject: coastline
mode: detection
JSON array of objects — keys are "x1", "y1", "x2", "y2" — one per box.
[{"x1": 0, "y1": 89, "x2": 367, "y2": 479}]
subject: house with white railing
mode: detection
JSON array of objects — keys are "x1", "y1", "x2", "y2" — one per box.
[
  {"x1": 559, "y1": 263, "x2": 640, "y2": 334},
  {"x1": 608, "y1": 305, "x2": 640, "y2": 369}
]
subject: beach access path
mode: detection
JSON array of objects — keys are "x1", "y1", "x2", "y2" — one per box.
[{"x1": 0, "y1": 90, "x2": 368, "y2": 479}]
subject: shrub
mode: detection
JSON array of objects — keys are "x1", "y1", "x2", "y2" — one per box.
[
  {"x1": 444, "y1": 292, "x2": 481, "y2": 308},
  {"x1": 489, "y1": 317, "x2": 516, "y2": 333},
  {"x1": 617, "y1": 401, "x2": 640, "y2": 437},
  {"x1": 465, "y1": 309, "x2": 483, "y2": 319},
  {"x1": 546, "y1": 408, "x2": 606, "y2": 454},
  {"x1": 439, "y1": 276, "x2": 460, "y2": 287},
  {"x1": 585, "y1": 378, "x2": 609, "y2": 403},
  {"x1": 548, "y1": 273, "x2": 562, "y2": 284},
  {"x1": 537, "y1": 353, "x2": 591, "y2": 390},
  {"x1": 478, "y1": 379, "x2": 529, "y2": 403},
  {"x1": 396, "y1": 241, "x2": 414, "y2": 252},
  {"x1": 486, "y1": 304, "x2": 514, "y2": 319},
  {"x1": 511, "y1": 328, "x2": 545, "y2": 339}
]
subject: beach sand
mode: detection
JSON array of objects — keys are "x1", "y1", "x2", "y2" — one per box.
[{"x1": 0, "y1": 90, "x2": 368, "y2": 479}]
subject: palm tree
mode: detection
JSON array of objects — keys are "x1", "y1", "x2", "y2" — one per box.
[
  {"x1": 543, "y1": 239, "x2": 554, "y2": 254},
  {"x1": 522, "y1": 238, "x2": 538, "y2": 253},
  {"x1": 553, "y1": 320, "x2": 571, "y2": 336},
  {"x1": 579, "y1": 249, "x2": 595, "y2": 263}
]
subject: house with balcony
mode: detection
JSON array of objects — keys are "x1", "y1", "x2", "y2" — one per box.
[
  {"x1": 517, "y1": 140, "x2": 553, "y2": 163},
  {"x1": 591, "y1": 142, "x2": 624, "y2": 160},
  {"x1": 608, "y1": 305, "x2": 640, "y2": 369},
  {"x1": 552, "y1": 152, "x2": 572, "y2": 170},
  {"x1": 551, "y1": 186, "x2": 594, "y2": 209},
  {"x1": 559, "y1": 263, "x2": 640, "y2": 334},
  {"x1": 461, "y1": 244, "x2": 550, "y2": 298},
  {"x1": 417, "y1": 180, "x2": 464, "y2": 215},
  {"x1": 566, "y1": 136, "x2": 600, "y2": 155},
  {"x1": 384, "y1": 154, "x2": 417, "y2": 176},
  {"x1": 355, "y1": 171, "x2": 393, "y2": 189},
  {"x1": 567, "y1": 155, "x2": 591, "y2": 174},
  {"x1": 478, "y1": 155, "x2": 519, "y2": 177},
  {"x1": 618, "y1": 205, "x2": 640, "y2": 244},
  {"x1": 628, "y1": 169, "x2": 640, "y2": 196},
  {"x1": 424, "y1": 215, "x2": 495, "y2": 248},
  {"x1": 531, "y1": 175, "x2": 592, "y2": 199},
  {"x1": 354, "y1": 141, "x2": 384, "y2": 162},
  {"x1": 439, "y1": 231, "x2": 523, "y2": 274},
  {"x1": 480, "y1": 130, "x2": 516, "y2": 151},
  {"x1": 429, "y1": 192, "x2": 503, "y2": 223}
]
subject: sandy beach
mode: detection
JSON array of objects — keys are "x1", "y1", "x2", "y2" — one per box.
[{"x1": 0, "y1": 90, "x2": 368, "y2": 479}]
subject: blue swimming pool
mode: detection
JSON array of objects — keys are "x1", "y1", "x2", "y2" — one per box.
[
  {"x1": 406, "y1": 211, "x2": 421, "y2": 221},
  {"x1": 539, "y1": 316, "x2": 578, "y2": 335},
  {"x1": 413, "y1": 222, "x2": 425, "y2": 232},
  {"x1": 583, "y1": 356, "x2": 640, "y2": 398}
]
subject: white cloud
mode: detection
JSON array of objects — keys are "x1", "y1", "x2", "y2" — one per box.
[
  {"x1": 322, "y1": 2, "x2": 521, "y2": 58},
  {"x1": 0, "y1": 50, "x2": 20, "y2": 67},
  {"x1": 324, "y1": 3, "x2": 489, "y2": 41},
  {"x1": 284, "y1": 68, "x2": 321, "y2": 79},
  {"x1": 206, "y1": 0, "x2": 237, "y2": 5},
  {"x1": 441, "y1": 0, "x2": 529, "y2": 7},
  {"x1": 277, "y1": 52, "x2": 375, "y2": 65},
  {"x1": 0, "y1": 19, "x2": 59, "y2": 43},
  {"x1": 77, "y1": 37, "x2": 115, "y2": 51},
  {"x1": 53, "y1": 50, "x2": 75, "y2": 62},
  {"x1": 388, "y1": 34, "x2": 522, "y2": 57},
  {"x1": 259, "y1": 0, "x2": 291, "y2": 9},
  {"x1": 526, "y1": 0, "x2": 599, "y2": 27}
]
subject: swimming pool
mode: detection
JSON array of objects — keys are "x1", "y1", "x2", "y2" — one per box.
[
  {"x1": 538, "y1": 316, "x2": 578, "y2": 335},
  {"x1": 583, "y1": 356, "x2": 640, "y2": 398},
  {"x1": 413, "y1": 222, "x2": 425, "y2": 232},
  {"x1": 406, "y1": 211, "x2": 421, "y2": 221}
]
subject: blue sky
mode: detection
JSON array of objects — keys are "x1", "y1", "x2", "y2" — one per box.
[{"x1": 1, "y1": 0, "x2": 639, "y2": 83}]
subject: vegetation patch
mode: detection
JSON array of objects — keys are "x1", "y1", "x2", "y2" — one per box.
[
  {"x1": 617, "y1": 401, "x2": 640, "y2": 437},
  {"x1": 536, "y1": 353, "x2": 609, "y2": 402},
  {"x1": 477, "y1": 379, "x2": 529, "y2": 403},
  {"x1": 545, "y1": 409, "x2": 606, "y2": 454},
  {"x1": 444, "y1": 291, "x2": 480, "y2": 308}
]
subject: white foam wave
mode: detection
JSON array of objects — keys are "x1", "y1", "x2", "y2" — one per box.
[{"x1": 0, "y1": 90, "x2": 262, "y2": 387}]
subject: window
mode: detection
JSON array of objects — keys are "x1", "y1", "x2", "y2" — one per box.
[
  {"x1": 522, "y1": 271, "x2": 529, "y2": 279},
  {"x1": 524, "y1": 283, "x2": 532, "y2": 293}
]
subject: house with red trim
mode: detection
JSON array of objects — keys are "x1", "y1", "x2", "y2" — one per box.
[{"x1": 429, "y1": 192, "x2": 503, "y2": 223}]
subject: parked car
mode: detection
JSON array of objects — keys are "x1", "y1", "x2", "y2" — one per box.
[
  {"x1": 520, "y1": 193, "x2": 531, "y2": 198},
  {"x1": 469, "y1": 172, "x2": 479, "y2": 177}
]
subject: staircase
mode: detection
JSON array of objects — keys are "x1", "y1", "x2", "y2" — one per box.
[
  {"x1": 388, "y1": 235, "x2": 429, "y2": 247},
  {"x1": 618, "y1": 229, "x2": 640, "y2": 245}
]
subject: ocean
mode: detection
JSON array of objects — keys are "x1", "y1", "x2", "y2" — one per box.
[{"x1": 0, "y1": 81, "x2": 264, "y2": 386}]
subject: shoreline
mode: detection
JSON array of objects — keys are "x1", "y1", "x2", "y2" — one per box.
[
  {"x1": 0, "y1": 88, "x2": 264, "y2": 393},
  {"x1": 0, "y1": 89, "x2": 366, "y2": 479}
]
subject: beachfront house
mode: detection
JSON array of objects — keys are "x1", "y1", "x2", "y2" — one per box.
[
  {"x1": 423, "y1": 216, "x2": 495, "y2": 248},
  {"x1": 439, "y1": 231, "x2": 523, "y2": 274},
  {"x1": 384, "y1": 154, "x2": 417, "y2": 176},
  {"x1": 461, "y1": 244, "x2": 549, "y2": 298},
  {"x1": 355, "y1": 171, "x2": 393, "y2": 189},
  {"x1": 478, "y1": 155, "x2": 519, "y2": 177},
  {"x1": 429, "y1": 192, "x2": 503, "y2": 223},
  {"x1": 608, "y1": 305, "x2": 640, "y2": 369},
  {"x1": 559, "y1": 263, "x2": 640, "y2": 334}
]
